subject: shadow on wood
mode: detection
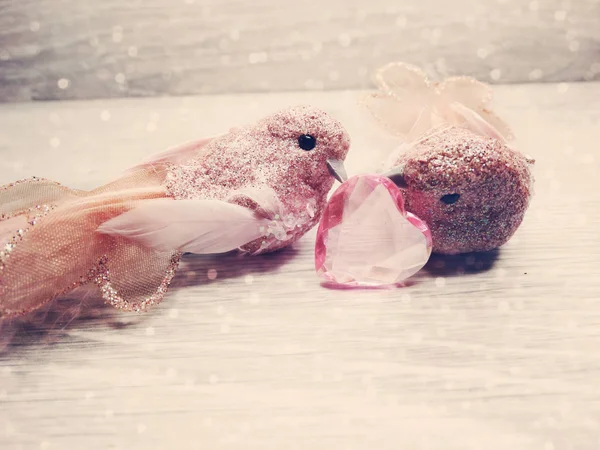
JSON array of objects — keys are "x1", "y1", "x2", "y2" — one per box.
[
  {"x1": 0, "y1": 246, "x2": 298, "y2": 356},
  {"x1": 424, "y1": 248, "x2": 500, "y2": 276},
  {"x1": 172, "y1": 246, "x2": 298, "y2": 289}
]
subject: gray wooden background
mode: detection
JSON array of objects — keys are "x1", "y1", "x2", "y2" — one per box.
[
  {"x1": 2, "y1": 1, "x2": 600, "y2": 449},
  {"x1": 0, "y1": 0, "x2": 599, "y2": 102}
]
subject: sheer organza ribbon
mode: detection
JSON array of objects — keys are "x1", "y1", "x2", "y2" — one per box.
[
  {"x1": 361, "y1": 62, "x2": 514, "y2": 147},
  {"x1": 0, "y1": 167, "x2": 180, "y2": 317}
]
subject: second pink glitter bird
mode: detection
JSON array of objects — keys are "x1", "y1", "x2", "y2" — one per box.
[{"x1": 316, "y1": 62, "x2": 534, "y2": 287}]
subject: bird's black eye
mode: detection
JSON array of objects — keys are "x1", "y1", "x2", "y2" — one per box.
[
  {"x1": 298, "y1": 134, "x2": 317, "y2": 151},
  {"x1": 440, "y1": 193, "x2": 460, "y2": 205}
]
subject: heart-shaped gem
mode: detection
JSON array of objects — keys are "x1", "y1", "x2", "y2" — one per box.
[{"x1": 315, "y1": 174, "x2": 432, "y2": 286}]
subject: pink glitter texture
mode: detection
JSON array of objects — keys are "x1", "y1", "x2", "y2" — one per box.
[
  {"x1": 390, "y1": 126, "x2": 534, "y2": 254},
  {"x1": 0, "y1": 106, "x2": 350, "y2": 318},
  {"x1": 167, "y1": 105, "x2": 350, "y2": 254}
]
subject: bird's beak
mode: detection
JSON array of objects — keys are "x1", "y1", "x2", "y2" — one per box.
[
  {"x1": 326, "y1": 159, "x2": 348, "y2": 183},
  {"x1": 382, "y1": 165, "x2": 407, "y2": 188}
]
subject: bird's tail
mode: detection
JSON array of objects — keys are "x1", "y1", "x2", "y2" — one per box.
[{"x1": 0, "y1": 168, "x2": 180, "y2": 318}]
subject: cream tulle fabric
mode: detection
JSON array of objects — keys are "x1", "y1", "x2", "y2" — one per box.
[
  {"x1": 0, "y1": 167, "x2": 180, "y2": 318},
  {"x1": 361, "y1": 62, "x2": 514, "y2": 144}
]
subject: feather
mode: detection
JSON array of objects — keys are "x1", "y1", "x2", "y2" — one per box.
[
  {"x1": 131, "y1": 136, "x2": 220, "y2": 170},
  {"x1": 448, "y1": 102, "x2": 508, "y2": 144},
  {"x1": 437, "y1": 77, "x2": 514, "y2": 141},
  {"x1": 227, "y1": 185, "x2": 284, "y2": 220},
  {"x1": 97, "y1": 198, "x2": 271, "y2": 254},
  {"x1": 477, "y1": 109, "x2": 515, "y2": 142}
]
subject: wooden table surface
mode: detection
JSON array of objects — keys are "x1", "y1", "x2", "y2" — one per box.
[
  {"x1": 1, "y1": 83, "x2": 600, "y2": 449},
  {"x1": 2, "y1": 0, "x2": 599, "y2": 102}
]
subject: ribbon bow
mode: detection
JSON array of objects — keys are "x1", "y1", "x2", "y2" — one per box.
[{"x1": 361, "y1": 62, "x2": 513, "y2": 145}]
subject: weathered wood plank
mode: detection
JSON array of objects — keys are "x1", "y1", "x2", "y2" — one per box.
[
  {"x1": 1, "y1": 84, "x2": 600, "y2": 449},
  {"x1": 0, "y1": 0, "x2": 599, "y2": 102}
]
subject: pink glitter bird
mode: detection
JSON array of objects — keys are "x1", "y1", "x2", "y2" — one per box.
[
  {"x1": 363, "y1": 63, "x2": 534, "y2": 255},
  {"x1": 0, "y1": 105, "x2": 350, "y2": 318}
]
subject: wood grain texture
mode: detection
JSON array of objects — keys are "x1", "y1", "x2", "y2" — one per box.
[
  {"x1": 1, "y1": 0, "x2": 599, "y2": 102},
  {"x1": 0, "y1": 83, "x2": 600, "y2": 449}
]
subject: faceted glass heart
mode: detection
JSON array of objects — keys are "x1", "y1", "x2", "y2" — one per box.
[{"x1": 315, "y1": 174, "x2": 432, "y2": 286}]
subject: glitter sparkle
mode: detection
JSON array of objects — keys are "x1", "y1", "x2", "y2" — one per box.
[
  {"x1": 166, "y1": 105, "x2": 350, "y2": 254},
  {"x1": 391, "y1": 126, "x2": 534, "y2": 254}
]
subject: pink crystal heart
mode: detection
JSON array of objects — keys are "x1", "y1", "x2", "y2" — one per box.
[{"x1": 315, "y1": 174, "x2": 432, "y2": 286}]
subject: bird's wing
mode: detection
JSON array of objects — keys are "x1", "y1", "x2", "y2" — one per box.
[
  {"x1": 130, "y1": 135, "x2": 222, "y2": 170},
  {"x1": 226, "y1": 185, "x2": 285, "y2": 220},
  {"x1": 97, "y1": 198, "x2": 271, "y2": 254}
]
